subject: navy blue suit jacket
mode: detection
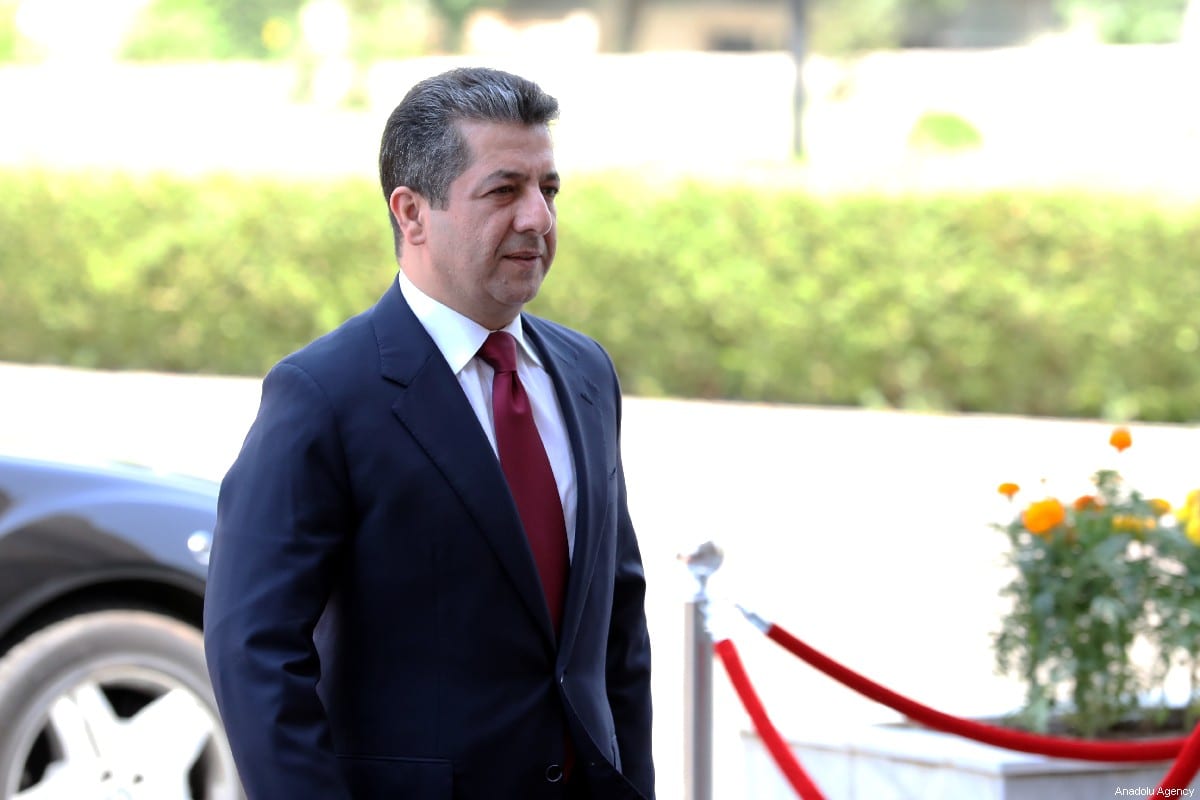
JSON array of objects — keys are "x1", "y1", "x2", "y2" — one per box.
[{"x1": 203, "y1": 279, "x2": 654, "y2": 799}]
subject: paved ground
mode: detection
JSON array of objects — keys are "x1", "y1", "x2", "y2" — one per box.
[{"x1": 3, "y1": 361, "x2": 1198, "y2": 797}]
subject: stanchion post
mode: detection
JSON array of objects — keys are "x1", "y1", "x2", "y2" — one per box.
[{"x1": 680, "y1": 541, "x2": 724, "y2": 800}]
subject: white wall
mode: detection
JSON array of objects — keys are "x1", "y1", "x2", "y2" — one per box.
[{"x1": 1, "y1": 47, "x2": 1195, "y2": 198}]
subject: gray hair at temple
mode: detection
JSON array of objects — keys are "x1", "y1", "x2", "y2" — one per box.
[{"x1": 378, "y1": 67, "x2": 560, "y2": 254}]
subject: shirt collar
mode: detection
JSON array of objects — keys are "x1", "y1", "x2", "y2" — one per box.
[{"x1": 396, "y1": 270, "x2": 543, "y2": 374}]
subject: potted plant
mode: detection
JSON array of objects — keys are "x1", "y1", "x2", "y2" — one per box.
[{"x1": 994, "y1": 426, "x2": 1200, "y2": 737}]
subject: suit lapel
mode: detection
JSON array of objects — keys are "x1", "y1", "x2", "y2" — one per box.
[
  {"x1": 523, "y1": 316, "x2": 606, "y2": 661},
  {"x1": 372, "y1": 281, "x2": 557, "y2": 647}
]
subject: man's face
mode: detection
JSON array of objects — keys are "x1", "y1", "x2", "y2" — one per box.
[{"x1": 415, "y1": 120, "x2": 559, "y2": 329}]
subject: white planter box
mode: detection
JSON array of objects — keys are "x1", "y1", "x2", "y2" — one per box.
[{"x1": 743, "y1": 724, "x2": 1198, "y2": 800}]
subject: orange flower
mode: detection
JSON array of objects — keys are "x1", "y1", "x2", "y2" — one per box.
[
  {"x1": 1110, "y1": 426, "x2": 1132, "y2": 452},
  {"x1": 998, "y1": 482, "x2": 1020, "y2": 500},
  {"x1": 1073, "y1": 494, "x2": 1102, "y2": 511},
  {"x1": 1148, "y1": 498, "x2": 1171, "y2": 517},
  {"x1": 1023, "y1": 498, "x2": 1066, "y2": 535}
]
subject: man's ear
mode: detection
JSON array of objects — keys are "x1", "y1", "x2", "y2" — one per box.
[{"x1": 389, "y1": 186, "x2": 426, "y2": 245}]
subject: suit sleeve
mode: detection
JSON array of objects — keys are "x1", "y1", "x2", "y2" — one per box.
[
  {"x1": 203, "y1": 362, "x2": 354, "y2": 799},
  {"x1": 605, "y1": 371, "x2": 656, "y2": 799}
]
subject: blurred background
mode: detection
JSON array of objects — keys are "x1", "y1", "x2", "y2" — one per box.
[
  {"x1": 1, "y1": 0, "x2": 1199, "y2": 797},
  {"x1": 1, "y1": 0, "x2": 1197, "y2": 185},
  {"x1": 3, "y1": 0, "x2": 1199, "y2": 418}
]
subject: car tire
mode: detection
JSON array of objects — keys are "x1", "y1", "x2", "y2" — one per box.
[{"x1": 0, "y1": 609, "x2": 243, "y2": 800}]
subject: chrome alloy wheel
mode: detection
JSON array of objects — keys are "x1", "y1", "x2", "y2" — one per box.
[{"x1": 0, "y1": 612, "x2": 242, "y2": 800}]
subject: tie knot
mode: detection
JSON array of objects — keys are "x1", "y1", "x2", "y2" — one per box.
[{"x1": 478, "y1": 331, "x2": 518, "y2": 374}]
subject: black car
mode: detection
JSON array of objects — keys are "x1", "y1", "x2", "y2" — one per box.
[{"x1": 0, "y1": 454, "x2": 241, "y2": 799}]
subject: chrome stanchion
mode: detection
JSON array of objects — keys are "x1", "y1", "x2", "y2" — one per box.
[{"x1": 680, "y1": 541, "x2": 723, "y2": 800}]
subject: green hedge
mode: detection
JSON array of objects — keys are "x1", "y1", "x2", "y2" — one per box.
[{"x1": 3, "y1": 169, "x2": 1199, "y2": 421}]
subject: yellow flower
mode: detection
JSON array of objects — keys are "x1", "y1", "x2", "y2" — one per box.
[
  {"x1": 1113, "y1": 515, "x2": 1156, "y2": 534},
  {"x1": 1023, "y1": 498, "x2": 1066, "y2": 535},
  {"x1": 998, "y1": 482, "x2": 1020, "y2": 500},
  {"x1": 1109, "y1": 426, "x2": 1132, "y2": 453},
  {"x1": 1178, "y1": 490, "x2": 1200, "y2": 543},
  {"x1": 1149, "y1": 498, "x2": 1172, "y2": 517},
  {"x1": 1178, "y1": 489, "x2": 1200, "y2": 520},
  {"x1": 1179, "y1": 495, "x2": 1196, "y2": 521}
]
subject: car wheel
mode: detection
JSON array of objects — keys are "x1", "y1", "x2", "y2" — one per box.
[{"x1": 0, "y1": 609, "x2": 242, "y2": 800}]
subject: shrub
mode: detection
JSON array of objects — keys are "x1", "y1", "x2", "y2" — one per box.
[
  {"x1": 0, "y1": 1, "x2": 17, "y2": 63},
  {"x1": 907, "y1": 111, "x2": 983, "y2": 151},
  {"x1": 2, "y1": 168, "x2": 1199, "y2": 422}
]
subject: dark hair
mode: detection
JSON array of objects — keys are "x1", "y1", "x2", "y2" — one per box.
[{"x1": 378, "y1": 67, "x2": 560, "y2": 253}]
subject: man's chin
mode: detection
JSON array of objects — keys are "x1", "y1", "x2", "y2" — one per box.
[
  {"x1": 497, "y1": 268, "x2": 548, "y2": 299},
  {"x1": 478, "y1": 281, "x2": 543, "y2": 323}
]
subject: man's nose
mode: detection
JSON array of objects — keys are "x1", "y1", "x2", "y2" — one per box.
[{"x1": 514, "y1": 189, "x2": 554, "y2": 236}]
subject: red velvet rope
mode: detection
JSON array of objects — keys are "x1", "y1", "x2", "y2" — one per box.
[
  {"x1": 1158, "y1": 717, "x2": 1200, "y2": 792},
  {"x1": 765, "y1": 622, "x2": 1193, "y2": 763},
  {"x1": 714, "y1": 638, "x2": 826, "y2": 800}
]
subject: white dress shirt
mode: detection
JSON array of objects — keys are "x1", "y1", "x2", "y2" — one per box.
[{"x1": 396, "y1": 270, "x2": 578, "y2": 558}]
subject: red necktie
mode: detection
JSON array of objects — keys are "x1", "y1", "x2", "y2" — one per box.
[{"x1": 478, "y1": 331, "x2": 569, "y2": 634}]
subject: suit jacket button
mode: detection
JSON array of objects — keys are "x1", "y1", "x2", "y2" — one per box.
[{"x1": 545, "y1": 764, "x2": 564, "y2": 783}]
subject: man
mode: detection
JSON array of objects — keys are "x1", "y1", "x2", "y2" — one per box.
[{"x1": 202, "y1": 67, "x2": 654, "y2": 799}]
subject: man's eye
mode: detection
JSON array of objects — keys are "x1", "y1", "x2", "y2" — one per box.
[
  {"x1": 543, "y1": 186, "x2": 560, "y2": 198},
  {"x1": 491, "y1": 186, "x2": 515, "y2": 195}
]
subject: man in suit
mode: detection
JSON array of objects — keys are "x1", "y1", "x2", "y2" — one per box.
[{"x1": 202, "y1": 67, "x2": 654, "y2": 799}]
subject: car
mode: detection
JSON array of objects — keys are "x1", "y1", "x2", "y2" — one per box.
[{"x1": 0, "y1": 453, "x2": 241, "y2": 799}]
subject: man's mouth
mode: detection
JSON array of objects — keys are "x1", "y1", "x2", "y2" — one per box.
[{"x1": 503, "y1": 250, "x2": 543, "y2": 262}]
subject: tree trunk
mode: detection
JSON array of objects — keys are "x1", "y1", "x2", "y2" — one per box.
[
  {"x1": 787, "y1": 0, "x2": 809, "y2": 158},
  {"x1": 614, "y1": 0, "x2": 647, "y2": 52}
]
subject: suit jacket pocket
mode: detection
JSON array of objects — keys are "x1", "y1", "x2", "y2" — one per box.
[{"x1": 338, "y1": 754, "x2": 452, "y2": 799}]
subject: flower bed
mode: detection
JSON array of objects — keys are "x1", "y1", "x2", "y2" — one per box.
[{"x1": 995, "y1": 427, "x2": 1200, "y2": 738}]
